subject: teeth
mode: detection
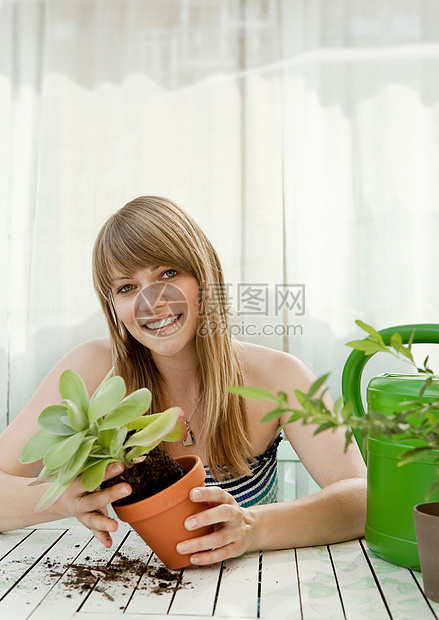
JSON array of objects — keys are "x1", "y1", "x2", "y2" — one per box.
[{"x1": 146, "y1": 315, "x2": 179, "y2": 330}]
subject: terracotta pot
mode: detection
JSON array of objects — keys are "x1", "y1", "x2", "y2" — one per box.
[
  {"x1": 114, "y1": 454, "x2": 213, "y2": 569},
  {"x1": 413, "y1": 502, "x2": 439, "y2": 602}
]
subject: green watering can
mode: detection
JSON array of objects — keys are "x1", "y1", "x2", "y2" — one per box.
[{"x1": 342, "y1": 324, "x2": 439, "y2": 569}]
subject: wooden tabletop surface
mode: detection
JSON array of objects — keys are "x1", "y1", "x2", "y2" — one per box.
[{"x1": 1, "y1": 519, "x2": 438, "y2": 619}]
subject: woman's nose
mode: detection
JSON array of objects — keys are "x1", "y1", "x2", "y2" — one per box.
[{"x1": 135, "y1": 283, "x2": 168, "y2": 319}]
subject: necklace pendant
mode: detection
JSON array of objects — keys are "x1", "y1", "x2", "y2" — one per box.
[{"x1": 183, "y1": 429, "x2": 195, "y2": 446}]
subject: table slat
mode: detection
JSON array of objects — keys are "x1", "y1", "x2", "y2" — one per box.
[
  {"x1": 296, "y1": 545, "x2": 345, "y2": 619},
  {"x1": 78, "y1": 530, "x2": 153, "y2": 615},
  {"x1": 0, "y1": 529, "x2": 33, "y2": 559},
  {"x1": 259, "y1": 548, "x2": 301, "y2": 619},
  {"x1": 214, "y1": 552, "x2": 259, "y2": 618},
  {"x1": 3, "y1": 521, "x2": 437, "y2": 620},
  {"x1": 328, "y1": 539, "x2": 390, "y2": 619},
  {"x1": 0, "y1": 528, "x2": 63, "y2": 602},
  {"x1": 411, "y1": 571, "x2": 439, "y2": 618},
  {"x1": 27, "y1": 521, "x2": 130, "y2": 619},
  {"x1": 363, "y1": 542, "x2": 436, "y2": 619},
  {"x1": 168, "y1": 562, "x2": 222, "y2": 616},
  {"x1": 125, "y1": 551, "x2": 180, "y2": 615}
]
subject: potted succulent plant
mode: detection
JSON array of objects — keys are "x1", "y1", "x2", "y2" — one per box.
[
  {"x1": 19, "y1": 368, "x2": 212, "y2": 569},
  {"x1": 229, "y1": 321, "x2": 439, "y2": 602}
]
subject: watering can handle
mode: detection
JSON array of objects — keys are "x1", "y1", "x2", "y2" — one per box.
[{"x1": 341, "y1": 323, "x2": 439, "y2": 419}]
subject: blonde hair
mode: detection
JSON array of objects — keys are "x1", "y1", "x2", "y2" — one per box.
[{"x1": 92, "y1": 196, "x2": 253, "y2": 478}]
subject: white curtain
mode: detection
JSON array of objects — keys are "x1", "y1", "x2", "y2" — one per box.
[{"x1": 1, "y1": 0, "x2": 439, "y2": 430}]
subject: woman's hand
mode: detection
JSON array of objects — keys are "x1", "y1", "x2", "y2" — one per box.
[
  {"x1": 54, "y1": 462, "x2": 131, "y2": 548},
  {"x1": 176, "y1": 486, "x2": 255, "y2": 565}
]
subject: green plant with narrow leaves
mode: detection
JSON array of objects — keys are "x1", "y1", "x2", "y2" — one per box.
[
  {"x1": 228, "y1": 320, "x2": 439, "y2": 498},
  {"x1": 19, "y1": 369, "x2": 186, "y2": 512}
]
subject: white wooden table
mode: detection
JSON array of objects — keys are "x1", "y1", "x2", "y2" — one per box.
[{"x1": 1, "y1": 520, "x2": 438, "y2": 620}]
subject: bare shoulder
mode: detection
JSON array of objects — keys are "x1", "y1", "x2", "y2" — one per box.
[
  {"x1": 234, "y1": 340, "x2": 316, "y2": 395},
  {"x1": 48, "y1": 337, "x2": 113, "y2": 394},
  {"x1": 0, "y1": 338, "x2": 113, "y2": 476}
]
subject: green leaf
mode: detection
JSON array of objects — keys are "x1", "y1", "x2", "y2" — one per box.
[
  {"x1": 313, "y1": 421, "x2": 337, "y2": 435},
  {"x1": 59, "y1": 370, "x2": 90, "y2": 414},
  {"x1": 124, "y1": 407, "x2": 184, "y2": 448},
  {"x1": 93, "y1": 366, "x2": 115, "y2": 395},
  {"x1": 307, "y1": 373, "x2": 330, "y2": 398},
  {"x1": 260, "y1": 407, "x2": 289, "y2": 424},
  {"x1": 88, "y1": 376, "x2": 128, "y2": 424},
  {"x1": 333, "y1": 397, "x2": 343, "y2": 417},
  {"x1": 81, "y1": 458, "x2": 114, "y2": 492},
  {"x1": 344, "y1": 429, "x2": 354, "y2": 452},
  {"x1": 58, "y1": 437, "x2": 96, "y2": 484},
  {"x1": 109, "y1": 427, "x2": 128, "y2": 458},
  {"x1": 28, "y1": 465, "x2": 57, "y2": 486},
  {"x1": 345, "y1": 340, "x2": 388, "y2": 355},
  {"x1": 426, "y1": 412, "x2": 437, "y2": 426},
  {"x1": 43, "y1": 431, "x2": 87, "y2": 470},
  {"x1": 37, "y1": 465, "x2": 56, "y2": 481},
  {"x1": 390, "y1": 331, "x2": 402, "y2": 346},
  {"x1": 97, "y1": 428, "x2": 116, "y2": 449},
  {"x1": 397, "y1": 446, "x2": 432, "y2": 466},
  {"x1": 420, "y1": 377, "x2": 433, "y2": 397},
  {"x1": 126, "y1": 412, "x2": 163, "y2": 431},
  {"x1": 127, "y1": 412, "x2": 186, "y2": 442},
  {"x1": 227, "y1": 386, "x2": 278, "y2": 402},
  {"x1": 99, "y1": 389, "x2": 152, "y2": 430},
  {"x1": 160, "y1": 428, "x2": 182, "y2": 445},
  {"x1": 19, "y1": 430, "x2": 66, "y2": 464},
  {"x1": 62, "y1": 399, "x2": 89, "y2": 431},
  {"x1": 341, "y1": 401, "x2": 353, "y2": 419},
  {"x1": 390, "y1": 333, "x2": 414, "y2": 362},
  {"x1": 355, "y1": 320, "x2": 385, "y2": 344},
  {"x1": 34, "y1": 479, "x2": 73, "y2": 513},
  {"x1": 125, "y1": 445, "x2": 154, "y2": 461},
  {"x1": 426, "y1": 476, "x2": 439, "y2": 500},
  {"x1": 294, "y1": 389, "x2": 307, "y2": 408},
  {"x1": 162, "y1": 417, "x2": 187, "y2": 442},
  {"x1": 38, "y1": 405, "x2": 75, "y2": 435},
  {"x1": 280, "y1": 410, "x2": 313, "y2": 425}
]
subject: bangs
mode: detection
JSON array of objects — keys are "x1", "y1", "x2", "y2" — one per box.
[{"x1": 93, "y1": 207, "x2": 197, "y2": 297}]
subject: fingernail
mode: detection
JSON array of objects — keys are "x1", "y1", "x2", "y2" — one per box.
[
  {"x1": 112, "y1": 463, "x2": 124, "y2": 474},
  {"x1": 177, "y1": 542, "x2": 189, "y2": 554},
  {"x1": 119, "y1": 485, "x2": 130, "y2": 496},
  {"x1": 190, "y1": 489, "x2": 201, "y2": 500},
  {"x1": 191, "y1": 555, "x2": 201, "y2": 564},
  {"x1": 186, "y1": 517, "x2": 197, "y2": 530}
]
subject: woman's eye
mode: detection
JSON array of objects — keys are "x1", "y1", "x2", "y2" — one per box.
[
  {"x1": 117, "y1": 284, "x2": 134, "y2": 294},
  {"x1": 162, "y1": 269, "x2": 177, "y2": 279}
]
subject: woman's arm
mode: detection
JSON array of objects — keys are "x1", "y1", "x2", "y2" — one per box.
[
  {"x1": 0, "y1": 339, "x2": 132, "y2": 545},
  {"x1": 176, "y1": 475, "x2": 366, "y2": 565},
  {"x1": 176, "y1": 347, "x2": 367, "y2": 565},
  {"x1": 0, "y1": 464, "x2": 131, "y2": 547}
]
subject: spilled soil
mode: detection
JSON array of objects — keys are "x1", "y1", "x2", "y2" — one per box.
[{"x1": 44, "y1": 553, "x2": 191, "y2": 598}]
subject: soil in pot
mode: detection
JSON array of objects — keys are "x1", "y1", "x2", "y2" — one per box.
[{"x1": 101, "y1": 446, "x2": 186, "y2": 506}]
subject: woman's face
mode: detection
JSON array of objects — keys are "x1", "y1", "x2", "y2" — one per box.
[{"x1": 110, "y1": 265, "x2": 200, "y2": 360}]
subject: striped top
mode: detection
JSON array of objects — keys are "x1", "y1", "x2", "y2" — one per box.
[{"x1": 203, "y1": 435, "x2": 281, "y2": 507}]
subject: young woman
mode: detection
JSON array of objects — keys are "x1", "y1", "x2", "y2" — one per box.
[{"x1": 0, "y1": 196, "x2": 366, "y2": 566}]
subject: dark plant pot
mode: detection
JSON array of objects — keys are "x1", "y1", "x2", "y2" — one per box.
[
  {"x1": 413, "y1": 502, "x2": 439, "y2": 603},
  {"x1": 113, "y1": 454, "x2": 213, "y2": 569}
]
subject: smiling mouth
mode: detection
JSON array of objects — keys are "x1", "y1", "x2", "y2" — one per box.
[{"x1": 143, "y1": 314, "x2": 182, "y2": 331}]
